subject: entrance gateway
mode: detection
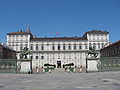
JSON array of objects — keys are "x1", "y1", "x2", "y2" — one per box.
[{"x1": 57, "y1": 61, "x2": 61, "y2": 68}]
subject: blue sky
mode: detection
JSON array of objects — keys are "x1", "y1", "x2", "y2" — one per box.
[{"x1": 0, "y1": 0, "x2": 120, "y2": 43}]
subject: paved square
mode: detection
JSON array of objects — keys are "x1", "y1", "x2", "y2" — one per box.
[{"x1": 0, "y1": 72, "x2": 120, "y2": 90}]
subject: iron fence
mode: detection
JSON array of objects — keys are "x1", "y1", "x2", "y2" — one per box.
[
  {"x1": 98, "y1": 57, "x2": 120, "y2": 72},
  {"x1": 0, "y1": 59, "x2": 18, "y2": 73}
]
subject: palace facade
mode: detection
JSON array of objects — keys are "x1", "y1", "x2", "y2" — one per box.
[{"x1": 7, "y1": 27, "x2": 109, "y2": 68}]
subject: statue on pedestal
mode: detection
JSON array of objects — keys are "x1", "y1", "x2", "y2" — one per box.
[
  {"x1": 20, "y1": 46, "x2": 30, "y2": 59},
  {"x1": 87, "y1": 47, "x2": 98, "y2": 58}
]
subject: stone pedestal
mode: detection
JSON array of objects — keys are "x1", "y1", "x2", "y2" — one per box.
[
  {"x1": 86, "y1": 58, "x2": 98, "y2": 72},
  {"x1": 20, "y1": 59, "x2": 32, "y2": 73}
]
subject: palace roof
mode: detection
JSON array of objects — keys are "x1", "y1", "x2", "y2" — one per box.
[
  {"x1": 85, "y1": 30, "x2": 109, "y2": 34},
  {"x1": 7, "y1": 31, "x2": 32, "y2": 35},
  {"x1": 31, "y1": 37, "x2": 87, "y2": 41}
]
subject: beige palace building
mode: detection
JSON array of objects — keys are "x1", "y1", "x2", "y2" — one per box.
[{"x1": 7, "y1": 27, "x2": 109, "y2": 68}]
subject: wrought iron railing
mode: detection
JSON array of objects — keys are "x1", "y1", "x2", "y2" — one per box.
[{"x1": 98, "y1": 57, "x2": 120, "y2": 72}]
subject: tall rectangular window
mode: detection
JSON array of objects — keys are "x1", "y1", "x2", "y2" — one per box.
[
  {"x1": 79, "y1": 44, "x2": 82, "y2": 49},
  {"x1": 69, "y1": 45, "x2": 71, "y2": 50},
  {"x1": 98, "y1": 43, "x2": 100, "y2": 49},
  {"x1": 20, "y1": 44, "x2": 23, "y2": 50},
  {"x1": 52, "y1": 46, "x2": 55, "y2": 50},
  {"x1": 30, "y1": 44, "x2": 33, "y2": 50},
  {"x1": 102, "y1": 43, "x2": 104, "y2": 48},
  {"x1": 41, "y1": 46, "x2": 44, "y2": 50},
  {"x1": 36, "y1": 44, "x2": 39, "y2": 50},
  {"x1": 85, "y1": 44, "x2": 88, "y2": 49},
  {"x1": 93, "y1": 43, "x2": 96, "y2": 49},
  {"x1": 74, "y1": 45, "x2": 76, "y2": 50},
  {"x1": 58, "y1": 45, "x2": 60, "y2": 50},
  {"x1": 63, "y1": 45, "x2": 65, "y2": 50}
]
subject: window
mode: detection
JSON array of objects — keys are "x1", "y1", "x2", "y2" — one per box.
[
  {"x1": 20, "y1": 44, "x2": 23, "y2": 50},
  {"x1": 41, "y1": 56, "x2": 44, "y2": 59},
  {"x1": 85, "y1": 44, "x2": 88, "y2": 49},
  {"x1": 63, "y1": 45, "x2": 66, "y2": 50},
  {"x1": 74, "y1": 45, "x2": 76, "y2": 50},
  {"x1": 30, "y1": 44, "x2": 33, "y2": 50},
  {"x1": 16, "y1": 35, "x2": 18, "y2": 41},
  {"x1": 69, "y1": 45, "x2": 71, "y2": 50},
  {"x1": 58, "y1": 45, "x2": 60, "y2": 50},
  {"x1": 36, "y1": 56, "x2": 39, "y2": 59},
  {"x1": 102, "y1": 43, "x2": 104, "y2": 48},
  {"x1": 36, "y1": 44, "x2": 39, "y2": 50},
  {"x1": 41, "y1": 46, "x2": 44, "y2": 50},
  {"x1": 98, "y1": 43, "x2": 100, "y2": 49},
  {"x1": 52, "y1": 46, "x2": 55, "y2": 50},
  {"x1": 89, "y1": 43, "x2": 92, "y2": 48},
  {"x1": 93, "y1": 43, "x2": 96, "y2": 49},
  {"x1": 79, "y1": 44, "x2": 82, "y2": 49}
]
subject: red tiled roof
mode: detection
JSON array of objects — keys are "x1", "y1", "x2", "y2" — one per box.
[{"x1": 31, "y1": 37, "x2": 87, "y2": 41}]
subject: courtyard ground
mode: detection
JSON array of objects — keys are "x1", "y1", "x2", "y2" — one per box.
[{"x1": 0, "y1": 72, "x2": 120, "y2": 90}]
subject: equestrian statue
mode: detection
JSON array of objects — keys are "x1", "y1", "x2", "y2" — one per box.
[
  {"x1": 87, "y1": 47, "x2": 98, "y2": 58},
  {"x1": 20, "y1": 46, "x2": 30, "y2": 59}
]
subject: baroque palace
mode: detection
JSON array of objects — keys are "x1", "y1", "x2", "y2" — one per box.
[{"x1": 6, "y1": 27, "x2": 109, "y2": 68}]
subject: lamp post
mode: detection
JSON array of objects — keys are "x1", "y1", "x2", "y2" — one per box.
[
  {"x1": 86, "y1": 53, "x2": 88, "y2": 73},
  {"x1": 29, "y1": 52, "x2": 33, "y2": 74}
]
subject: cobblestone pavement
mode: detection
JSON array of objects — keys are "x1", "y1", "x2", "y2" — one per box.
[{"x1": 0, "y1": 72, "x2": 120, "y2": 90}]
